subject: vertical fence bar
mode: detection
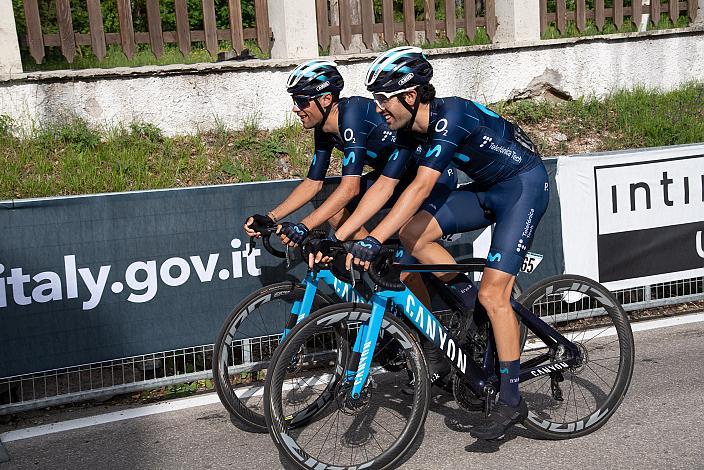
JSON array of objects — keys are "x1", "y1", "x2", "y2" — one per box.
[
  {"x1": 360, "y1": 0, "x2": 374, "y2": 48},
  {"x1": 339, "y1": 0, "x2": 352, "y2": 49},
  {"x1": 614, "y1": 0, "x2": 624, "y2": 28},
  {"x1": 539, "y1": 0, "x2": 547, "y2": 35},
  {"x1": 116, "y1": 0, "x2": 136, "y2": 60},
  {"x1": 632, "y1": 0, "x2": 642, "y2": 27},
  {"x1": 55, "y1": 0, "x2": 76, "y2": 63},
  {"x1": 382, "y1": 0, "x2": 394, "y2": 45},
  {"x1": 174, "y1": 0, "x2": 191, "y2": 56},
  {"x1": 202, "y1": 0, "x2": 218, "y2": 56},
  {"x1": 465, "y1": 0, "x2": 476, "y2": 39},
  {"x1": 668, "y1": 0, "x2": 678, "y2": 23},
  {"x1": 556, "y1": 0, "x2": 567, "y2": 34},
  {"x1": 145, "y1": 0, "x2": 164, "y2": 58},
  {"x1": 485, "y1": 0, "x2": 497, "y2": 40},
  {"x1": 254, "y1": 0, "x2": 271, "y2": 54},
  {"x1": 87, "y1": 0, "x2": 106, "y2": 60},
  {"x1": 425, "y1": 0, "x2": 436, "y2": 44},
  {"x1": 575, "y1": 0, "x2": 586, "y2": 31},
  {"x1": 445, "y1": 0, "x2": 456, "y2": 42},
  {"x1": 688, "y1": 0, "x2": 697, "y2": 22},
  {"x1": 404, "y1": 0, "x2": 415, "y2": 44},
  {"x1": 316, "y1": 0, "x2": 331, "y2": 50},
  {"x1": 595, "y1": 0, "x2": 605, "y2": 30},
  {"x1": 24, "y1": 0, "x2": 45, "y2": 63},
  {"x1": 228, "y1": 0, "x2": 245, "y2": 54},
  {"x1": 650, "y1": 0, "x2": 660, "y2": 25}
]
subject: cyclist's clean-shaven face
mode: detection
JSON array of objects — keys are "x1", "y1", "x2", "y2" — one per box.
[
  {"x1": 291, "y1": 93, "x2": 333, "y2": 129},
  {"x1": 375, "y1": 91, "x2": 415, "y2": 131}
]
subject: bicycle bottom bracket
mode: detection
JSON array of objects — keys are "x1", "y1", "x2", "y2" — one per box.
[{"x1": 335, "y1": 381, "x2": 372, "y2": 416}]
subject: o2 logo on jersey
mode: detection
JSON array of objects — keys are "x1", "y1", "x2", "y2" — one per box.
[
  {"x1": 344, "y1": 128, "x2": 356, "y2": 144},
  {"x1": 426, "y1": 144, "x2": 442, "y2": 159},
  {"x1": 435, "y1": 119, "x2": 448, "y2": 136}
]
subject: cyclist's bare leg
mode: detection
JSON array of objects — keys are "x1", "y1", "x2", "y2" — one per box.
[
  {"x1": 477, "y1": 269, "x2": 519, "y2": 360},
  {"x1": 399, "y1": 210, "x2": 460, "y2": 282}
]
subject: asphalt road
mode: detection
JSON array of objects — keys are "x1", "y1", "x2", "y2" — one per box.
[{"x1": 1, "y1": 318, "x2": 703, "y2": 470}]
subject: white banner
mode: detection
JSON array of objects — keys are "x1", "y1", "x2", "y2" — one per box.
[{"x1": 557, "y1": 144, "x2": 704, "y2": 290}]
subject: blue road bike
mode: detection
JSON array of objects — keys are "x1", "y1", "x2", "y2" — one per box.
[
  {"x1": 213, "y1": 225, "x2": 524, "y2": 433},
  {"x1": 263, "y1": 246, "x2": 635, "y2": 469}
]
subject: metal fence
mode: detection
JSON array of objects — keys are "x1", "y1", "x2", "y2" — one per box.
[{"x1": 1, "y1": 276, "x2": 702, "y2": 415}]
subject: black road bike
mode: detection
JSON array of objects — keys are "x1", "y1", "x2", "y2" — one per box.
[{"x1": 263, "y1": 247, "x2": 635, "y2": 469}]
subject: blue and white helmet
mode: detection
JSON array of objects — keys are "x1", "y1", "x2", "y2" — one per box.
[
  {"x1": 365, "y1": 46, "x2": 433, "y2": 94},
  {"x1": 287, "y1": 60, "x2": 344, "y2": 97}
]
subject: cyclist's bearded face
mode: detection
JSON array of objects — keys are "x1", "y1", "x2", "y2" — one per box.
[
  {"x1": 292, "y1": 94, "x2": 330, "y2": 129},
  {"x1": 376, "y1": 93, "x2": 413, "y2": 131}
]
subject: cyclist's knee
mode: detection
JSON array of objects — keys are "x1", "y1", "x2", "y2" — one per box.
[{"x1": 478, "y1": 287, "x2": 510, "y2": 317}]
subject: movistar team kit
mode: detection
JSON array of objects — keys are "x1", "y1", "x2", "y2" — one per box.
[
  {"x1": 307, "y1": 95, "x2": 457, "y2": 214},
  {"x1": 403, "y1": 96, "x2": 550, "y2": 276}
]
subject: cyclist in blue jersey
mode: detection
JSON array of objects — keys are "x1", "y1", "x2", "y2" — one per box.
[
  {"x1": 346, "y1": 47, "x2": 550, "y2": 440},
  {"x1": 244, "y1": 60, "x2": 423, "y2": 245}
]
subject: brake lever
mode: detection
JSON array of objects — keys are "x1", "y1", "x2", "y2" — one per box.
[{"x1": 285, "y1": 245, "x2": 292, "y2": 269}]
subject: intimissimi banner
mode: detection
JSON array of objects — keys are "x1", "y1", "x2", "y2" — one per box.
[{"x1": 557, "y1": 144, "x2": 704, "y2": 290}]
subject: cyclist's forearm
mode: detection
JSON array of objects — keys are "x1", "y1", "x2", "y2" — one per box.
[
  {"x1": 300, "y1": 179, "x2": 359, "y2": 229},
  {"x1": 369, "y1": 181, "x2": 433, "y2": 243},
  {"x1": 268, "y1": 178, "x2": 323, "y2": 222},
  {"x1": 335, "y1": 179, "x2": 396, "y2": 241}
]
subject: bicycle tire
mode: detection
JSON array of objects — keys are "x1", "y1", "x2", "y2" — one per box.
[
  {"x1": 517, "y1": 274, "x2": 635, "y2": 439},
  {"x1": 264, "y1": 303, "x2": 430, "y2": 470},
  {"x1": 212, "y1": 281, "x2": 332, "y2": 432}
]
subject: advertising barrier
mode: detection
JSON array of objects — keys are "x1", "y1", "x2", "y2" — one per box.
[
  {"x1": 0, "y1": 157, "x2": 561, "y2": 378},
  {"x1": 557, "y1": 144, "x2": 704, "y2": 291}
]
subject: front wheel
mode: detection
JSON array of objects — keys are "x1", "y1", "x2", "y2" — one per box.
[
  {"x1": 212, "y1": 281, "x2": 331, "y2": 431},
  {"x1": 517, "y1": 275, "x2": 635, "y2": 439},
  {"x1": 264, "y1": 303, "x2": 430, "y2": 470}
]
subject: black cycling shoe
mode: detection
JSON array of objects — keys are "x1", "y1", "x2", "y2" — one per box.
[{"x1": 470, "y1": 398, "x2": 528, "y2": 440}]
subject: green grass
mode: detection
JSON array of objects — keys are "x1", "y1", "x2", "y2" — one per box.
[
  {"x1": 2, "y1": 82, "x2": 702, "y2": 199},
  {"x1": 496, "y1": 82, "x2": 704, "y2": 156}
]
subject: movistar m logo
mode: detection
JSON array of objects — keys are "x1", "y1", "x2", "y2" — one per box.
[
  {"x1": 343, "y1": 151, "x2": 355, "y2": 166},
  {"x1": 390, "y1": 149, "x2": 400, "y2": 161},
  {"x1": 426, "y1": 144, "x2": 442, "y2": 159},
  {"x1": 487, "y1": 252, "x2": 502, "y2": 262},
  {"x1": 500, "y1": 367, "x2": 509, "y2": 374},
  {"x1": 293, "y1": 226, "x2": 305, "y2": 235},
  {"x1": 359, "y1": 242, "x2": 372, "y2": 249}
]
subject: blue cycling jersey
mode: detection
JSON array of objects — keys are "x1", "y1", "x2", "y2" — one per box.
[
  {"x1": 402, "y1": 97, "x2": 542, "y2": 187},
  {"x1": 397, "y1": 97, "x2": 549, "y2": 276},
  {"x1": 307, "y1": 97, "x2": 414, "y2": 181}
]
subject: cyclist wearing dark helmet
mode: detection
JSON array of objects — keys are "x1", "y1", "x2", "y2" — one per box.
[
  {"x1": 244, "y1": 59, "x2": 402, "y2": 244},
  {"x1": 343, "y1": 46, "x2": 550, "y2": 440},
  {"x1": 244, "y1": 59, "x2": 456, "y2": 256}
]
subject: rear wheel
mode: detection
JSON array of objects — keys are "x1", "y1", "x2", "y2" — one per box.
[{"x1": 517, "y1": 275, "x2": 635, "y2": 439}]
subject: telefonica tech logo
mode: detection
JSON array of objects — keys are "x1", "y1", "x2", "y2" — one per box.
[{"x1": 0, "y1": 238, "x2": 261, "y2": 311}]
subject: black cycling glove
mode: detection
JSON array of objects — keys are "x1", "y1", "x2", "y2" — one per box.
[
  {"x1": 351, "y1": 236, "x2": 382, "y2": 263},
  {"x1": 247, "y1": 214, "x2": 275, "y2": 231},
  {"x1": 281, "y1": 222, "x2": 310, "y2": 245}
]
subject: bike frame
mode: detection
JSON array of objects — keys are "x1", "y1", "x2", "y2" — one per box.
[
  {"x1": 281, "y1": 269, "x2": 367, "y2": 340},
  {"x1": 346, "y1": 268, "x2": 583, "y2": 400}
]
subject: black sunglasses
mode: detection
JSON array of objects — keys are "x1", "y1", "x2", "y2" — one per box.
[{"x1": 292, "y1": 93, "x2": 330, "y2": 110}]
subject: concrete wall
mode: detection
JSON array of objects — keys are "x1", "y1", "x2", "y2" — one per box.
[{"x1": 0, "y1": 27, "x2": 702, "y2": 136}]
